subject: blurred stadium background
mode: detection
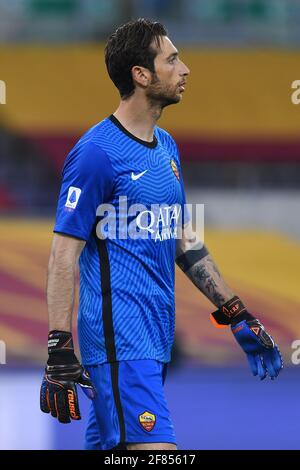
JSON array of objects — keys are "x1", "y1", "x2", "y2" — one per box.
[{"x1": 1, "y1": 0, "x2": 300, "y2": 450}]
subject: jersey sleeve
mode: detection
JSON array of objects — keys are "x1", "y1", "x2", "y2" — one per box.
[{"x1": 54, "y1": 141, "x2": 114, "y2": 241}]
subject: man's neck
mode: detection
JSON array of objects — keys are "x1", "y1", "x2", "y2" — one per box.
[{"x1": 113, "y1": 95, "x2": 162, "y2": 143}]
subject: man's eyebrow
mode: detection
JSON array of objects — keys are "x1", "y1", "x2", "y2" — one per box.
[{"x1": 166, "y1": 51, "x2": 179, "y2": 60}]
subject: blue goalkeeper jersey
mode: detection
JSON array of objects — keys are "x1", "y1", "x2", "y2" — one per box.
[{"x1": 54, "y1": 115, "x2": 188, "y2": 365}]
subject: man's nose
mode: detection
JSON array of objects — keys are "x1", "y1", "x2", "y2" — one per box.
[{"x1": 181, "y1": 62, "x2": 190, "y2": 76}]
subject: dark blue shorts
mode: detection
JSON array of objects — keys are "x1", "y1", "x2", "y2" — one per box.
[{"x1": 84, "y1": 359, "x2": 176, "y2": 450}]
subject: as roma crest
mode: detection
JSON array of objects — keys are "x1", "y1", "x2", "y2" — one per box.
[
  {"x1": 170, "y1": 159, "x2": 180, "y2": 181},
  {"x1": 139, "y1": 411, "x2": 156, "y2": 432}
]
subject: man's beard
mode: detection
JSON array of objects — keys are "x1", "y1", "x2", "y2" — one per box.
[{"x1": 145, "y1": 73, "x2": 181, "y2": 109}]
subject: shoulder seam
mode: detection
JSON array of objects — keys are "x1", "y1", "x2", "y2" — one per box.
[{"x1": 86, "y1": 139, "x2": 116, "y2": 184}]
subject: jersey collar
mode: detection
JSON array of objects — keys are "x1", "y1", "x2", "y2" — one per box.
[{"x1": 109, "y1": 114, "x2": 158, "y2": 149}]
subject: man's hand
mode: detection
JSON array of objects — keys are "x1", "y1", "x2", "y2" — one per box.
[
  {"x1": 40, "y1": 331, "x2": 96, "y2": 423},
  {"x1": 211, "y1": 296, "x2": 283, "y2": 380}
]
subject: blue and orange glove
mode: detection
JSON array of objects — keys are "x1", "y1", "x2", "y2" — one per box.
[
  {"x1": 40, "y1": 331, "x2": 96, "y2": 423},
  {"x1": 211, "y1": 296, "x2": 283, "y2": 380}
]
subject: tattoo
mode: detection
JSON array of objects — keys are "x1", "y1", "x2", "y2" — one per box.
[
  {"x1": 206, "y1": 278, "x2": 217, "y2": 292},
  {"x1": 186, "y1": 254, "x2": 233, "y2": 307},
  {"x1": 193, "y1": 265, "x2": 210, "y2": 282},
  {"x1": 212, "y1": 264, "x2": 221, "y2": 277},
  {"x1": 213, "y1": 292, "x2": 226, "y2": 305}
]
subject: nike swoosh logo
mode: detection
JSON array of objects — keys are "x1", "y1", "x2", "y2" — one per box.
[{"x1": 131, "y1": 170, "x2": 148, "y2": 181}]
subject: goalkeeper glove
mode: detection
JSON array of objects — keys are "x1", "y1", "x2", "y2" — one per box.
[
  {"x1": 211, "y1": 296, "x2": 283, "y2": 380},
  {"x1": 40, "y1": 330, "x2": 96, "y2": 423}
]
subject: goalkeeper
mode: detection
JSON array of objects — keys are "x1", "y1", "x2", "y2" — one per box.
[{"x1": 40, "y1": 18, "x2": 283, "y2": 451}]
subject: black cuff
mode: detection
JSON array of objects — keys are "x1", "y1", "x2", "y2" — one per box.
[
  {"x1": 48, "y1": 330, "x2": 74, "y2": 354},
  {"x1": 47, "y1": 330, "x2": 78, "y2": 366},
  {"x1": 211, "y1": 296, "x2": 255, "y2": 326},
  {"x1": 176, "y1": 245, "x2": 209, "y2": 272}
]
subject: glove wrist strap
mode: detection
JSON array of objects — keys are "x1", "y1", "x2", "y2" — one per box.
[
  {"x1": 47, "y1": 330, "x2": 78, "y2": 366},
  {"x1": 211, "y1": 296, "x2": 255, "y2": 327},
  {"x1": 48, "y1": 330, "x2": 74, "y2": 353}
]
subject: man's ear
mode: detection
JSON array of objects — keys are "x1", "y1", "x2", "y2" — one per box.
[{"x1": 131, "y1": 66, "x2": 152, "y2": 88}]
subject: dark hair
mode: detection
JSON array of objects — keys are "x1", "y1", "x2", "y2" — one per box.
[{"x1": 105, "y1": 18, "x2": 167, "y2": 99}]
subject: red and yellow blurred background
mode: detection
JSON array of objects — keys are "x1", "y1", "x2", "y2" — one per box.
[
  {"x1": 1, "y1": 46, "x2": 300, "y2": 364},
  {"x1": 1, "y1": 0, "x2": 300, "y2": 450}
]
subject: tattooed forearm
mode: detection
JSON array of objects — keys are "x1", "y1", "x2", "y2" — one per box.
[
  {"x1": 186, "y1": 254, "x2": 234, "y2": 307},
  {"x1": 176, "y1": 222, "x2": 234, "y2": 307}
]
